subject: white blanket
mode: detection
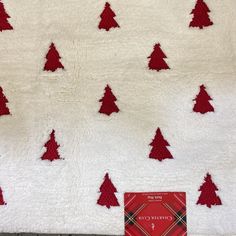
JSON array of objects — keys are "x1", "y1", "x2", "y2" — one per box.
[{"x1": 0, "y1": 0, "x2": 235, "y2": 235}]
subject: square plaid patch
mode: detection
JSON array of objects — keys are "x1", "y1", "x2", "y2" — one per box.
[{"x1": 124, "y1": 192, "x2": 187, "y2": 236}]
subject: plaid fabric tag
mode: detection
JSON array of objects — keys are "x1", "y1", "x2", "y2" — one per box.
[{"x1": 124, "y1": 192, "x2": 187, "y2": 236}]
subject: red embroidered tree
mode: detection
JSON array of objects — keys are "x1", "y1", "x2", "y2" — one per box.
[
  {"x1": 98, "y1": 2, "x2": 119, "y2": 31},
  {"x1": 97, "y1": 173, "x2": 120, "y2": 209},
  {"x1": 189, "y1": 0, "x2": 213, "y2": 29},
  {"x1": 0, "y1": 86, "x2": 10, "y2": 116},
  {"x1": 41, "y1": 130, "x2": 61, "y2": 161},
  {"x1": 149, "y1": 128, "x2": 173, "y2": 161},
  {"x1": 0, "y1": 187, "x2": 6, "y2": 205},
  {"x1": 197, "y1": 173, "x2": 222, "y2": 208},
  {"x1": 99, "y1": 85, "x2": 119, "y2": 116},
  {"x1": 148, "y1": 43, "x2": 170, "y2": 71},
  {"x1": 44, "y1": 43, "x2": 64, "y2": 72},
  {"x1": 0, "y1": 1, "x2": 13, "y2": 31},
  {"x1": 193, "y1": 84, "x2": 214, "y2": 114}
]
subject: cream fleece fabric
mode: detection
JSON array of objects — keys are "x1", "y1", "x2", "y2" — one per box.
[{"x1": 0, "y1": 0, "x2": 236, "y2": 235}]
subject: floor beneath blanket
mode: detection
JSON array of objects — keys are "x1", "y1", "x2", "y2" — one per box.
[{"x1": 0, "y1": 234, "x2": 121, "y2": 236}]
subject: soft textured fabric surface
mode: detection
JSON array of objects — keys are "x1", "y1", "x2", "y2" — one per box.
[{"x1": 0, "y1": 0, "x2": 236, "y2": 235}]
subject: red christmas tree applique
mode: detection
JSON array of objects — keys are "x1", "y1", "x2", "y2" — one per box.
[
  {"x1": 189, "y1": 0, "x2": 213, "y2": 29},
  {"x1": 44, "y1": 43, "x2": 64, "y2": 72},
  {"x1": 0, "y1": 1, "x2": 13, "y2": 31},
  {"x1": 99, "y1": 85, "x2": 119, "y2": 116},
  {"x1": 97, "y1": 173, "x2": 120, "y2": 209},
  {"x1": 0, "y1": 86, "x2": 10, "y2": 116},
  {"x1": 193, "y1": 84, "x2": 214, "y2": 114},
  {"x1": 98, "y1": 2, "x2": 120, "y2": 31},
  {"x1": 197, "y1": 173, "x2": 222, "y2": 208},
  {"x1": 149, "y1": 128, "x2": 173, "y2": 161},
  {"x1": 0, "y1": 187, "x2": 6, "y2": 205},
  {"x1": 41, "y1": 130, "x2": 61, "y2": 162},
  {"x1": 147, "y1": 43, "x2": 170, "y2": 71}
]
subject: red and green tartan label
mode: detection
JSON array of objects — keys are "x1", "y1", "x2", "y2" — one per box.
[{"x1": 124, "y1": 192, "x2": 187, "y2": 236}]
